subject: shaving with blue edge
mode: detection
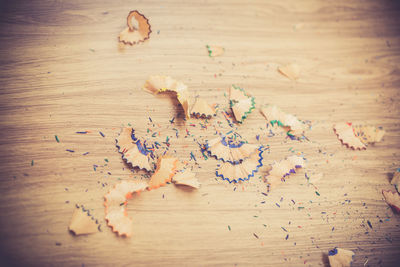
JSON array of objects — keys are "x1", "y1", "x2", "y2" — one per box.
[
  {"x1": 116, "y1": 127, "x2": 155, "y2": 171},
  {"x1": 216, "y1": 146, "x2": 264, "y2": 183},
  {"x1": 328, "y1": 247, "x2": 354, "y2": 267},
  {"x1": 204, "y1": 133, "x2": 259, "y2": 164}
]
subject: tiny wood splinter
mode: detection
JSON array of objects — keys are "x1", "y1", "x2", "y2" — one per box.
[{"x1": 119, "y1": 10, "x2": 151, "y2": 45}]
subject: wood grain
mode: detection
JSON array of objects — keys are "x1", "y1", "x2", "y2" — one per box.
[{"x1": 0, "y1": 0, "x2": 399, "y2": 266}]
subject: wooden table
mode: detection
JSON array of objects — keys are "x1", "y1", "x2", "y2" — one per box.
[{"x1": 0, "y1": 0, "x2": 399, "y2": 266}]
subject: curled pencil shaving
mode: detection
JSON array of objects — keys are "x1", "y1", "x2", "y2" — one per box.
[
  {"x1": 68, "y1": 205, "x2": 99, "y2": 235},
  {"x1": 278, "y1": 63, "x2": 300, "y2": 80},
  {"x1": 148, "y1": 155, "x2": 178, "y2": 190},
  {"x1": 265, "y1": 155, "x2": 305, "y2": 191},
  {"x1": 261, "y1": 105, "x2": 305, "y2": 136},
  {"x1": 116, "y1": 128, "x2": 154, "y2": 171},
  {"x1": 382, "y1": 190, "x2": 400, "y2": 213},
  {"x1": 333, "y1": 123, "x2": 366, "y2": 150},
  {"x1": 328, "y1": 248, "x2": 354, "y2": 267},
  {"x1": 104, "y1": 181, "x2": 148, "y2": 237},
  {"x1": 216, "y1": 146, "x2": 264, "y2": 183},
  {"x1": 144, "y1": 76, "x2": 191, "y2": 118},
  {"x1": 172, "y1": 168, "x2": 200, "y2": 189},
  {"x1": 119, "y1": 10, "x2": 151, "y2": 45},
  {"x1": 206, "y1": 45, "x2": 225, "y2": 57},
  {"x1": 191, "y1": 98, "x2": 216, "y2": 119},
  {"x1": 229, "y1": 85, "x2": 255, "y2": 123},
  {"x1": 205, "y1": 136, "x2": 258, "y2": 164},
  {"x1": 352, "y1": 125, "x2": 385, "y2": 145}
]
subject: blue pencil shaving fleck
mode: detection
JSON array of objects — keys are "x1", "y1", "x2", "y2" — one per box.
[
  {"x1": 99, "y1": 131, "x2": 105, "y2": 137},
  {"x1": 66, "y1": 149, "x2": 75, "y2": 152}
]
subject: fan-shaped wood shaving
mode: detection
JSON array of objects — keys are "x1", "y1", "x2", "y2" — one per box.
[
  {"x1": 191, "y1": 98, "x2": 215, "y2": 119},
  {"x1": 229, "y1": 85, "x2": 255, "y2": 123},
  {"x1": 116, "y1": 128, "x2": 153, "y2": 171},
  {"x1": 352, "y1": 125, "x2": 385, "y2": 145},
  {"x1": 119, "y1": 10, "x2": 151, "y2": 45},
  {"x1": 216, "y1": 147, "x2": 264, "y2": 183},
  {"x1": 172, "y1": 168, "x2": 200, "y2": 189},
  {"x1": 69, "y1": 205, "x2": 99, "y2": 235},
  {"x1": 104, "y1": 181, "x2": 148, "y2": 237},
  {"x1": 144, "y1": 76, "x2": 191, "y2": 118},
  {"x1": 333, "y1": 123, "x2": 366, "y2": 150},
  {"x1": 205, "y1": 136, "x2": 258, "y2": 164},
  {"x1": 261, "y1": 105, "x2": 305, "y2": 136},
  {"x1": 148, "y1": 155, "x2": 178, "y2": 190},
  {"x1": 265, "y1": 155, "x2": 305, "y2": 191},
  {"x1": 328, "y1": 248, "x2": 354, "y2": 267}
]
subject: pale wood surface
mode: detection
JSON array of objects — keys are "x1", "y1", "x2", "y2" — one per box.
[{"x1": 0, "y1": 0, "x2": 400, "y2": 266}]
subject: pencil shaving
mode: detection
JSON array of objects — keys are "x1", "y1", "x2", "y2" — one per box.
[
  {"x1": 119, "y1": 10, "x2": 151, "y2": 45},
  {"x1": 191, "y1": 98, "x2": 215, "y2": 119},
  {"x1": 205, "y1": 136, "x2": 258, "y2": 164},
  {"x1": 216, "y1": 147, "x2": 264, "y2": 183},
  {"x1": 333, "y1": 123, "x2": 366, "y2": 150},
  {"x1": 261, "y1": 105, "x2": 305, "y2": 136},
  {"x1": 144, "y1": 76, "x2": 191, "y2": 118},
  {"x1": 352, "y1": 125, "x2": 385, "y2": 145},
  {"x1": 391, "y1": 170, "x2": 400, "y2": 192},
  {"x1": 206, "y1": 45, "x2": 224, "y2": 57},
  {"x1": 229, "y1": 85, "x2": 255, "y2": 123},
  {"x1": 173, "y1": 168, "x2": 200, "y2": 189},
  {"x1": 116, "y1": 128, "x2": 154, "y2": 171},
  {"x1": 265, "y1": 155, "x2": 305, "y2": 191},
  {"x1": 382, "y1": 190, "x2": 400, "y2": 213},
  {"x1": 69, "y1": 206, "x2": 99, "y2": 235},
  {"x1": 148, "y1": 155, "x2": 178, "y2": 190},
  {"x1": 328, "y1": 248, "x2": 354, "y2": 267},
  {"x1": 104, "y1": 181, "x2": 148, "y2": 237}
]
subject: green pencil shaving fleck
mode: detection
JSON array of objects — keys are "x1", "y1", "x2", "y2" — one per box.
[
  {"x1": 201, "y1": 150, "x2": 208, "y2": 160},
  {"x1": 31, "y1": 160, "x2": 34, "y2": 166},
  {"x1": 315, "y1": 191, "x2": 320, "y2": 196},
  {"x1": 104, "y1": 158, "x2": 109, "y2": 162},
  {"x1": 206, "y1": 45, "x2": 212, "y2": 57},
  {"x1": 298, "y1": 207, "x2": 305, "y2": 210},
  {"x1": 228, "y1": 225, "x2": 231, "y2": 231},
  {"x1": 55, "y1": 135, "x2": 60, "y2": 143},
  {"x1": 270, "y1": 120, "x2": 284, "y2": 127}
]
